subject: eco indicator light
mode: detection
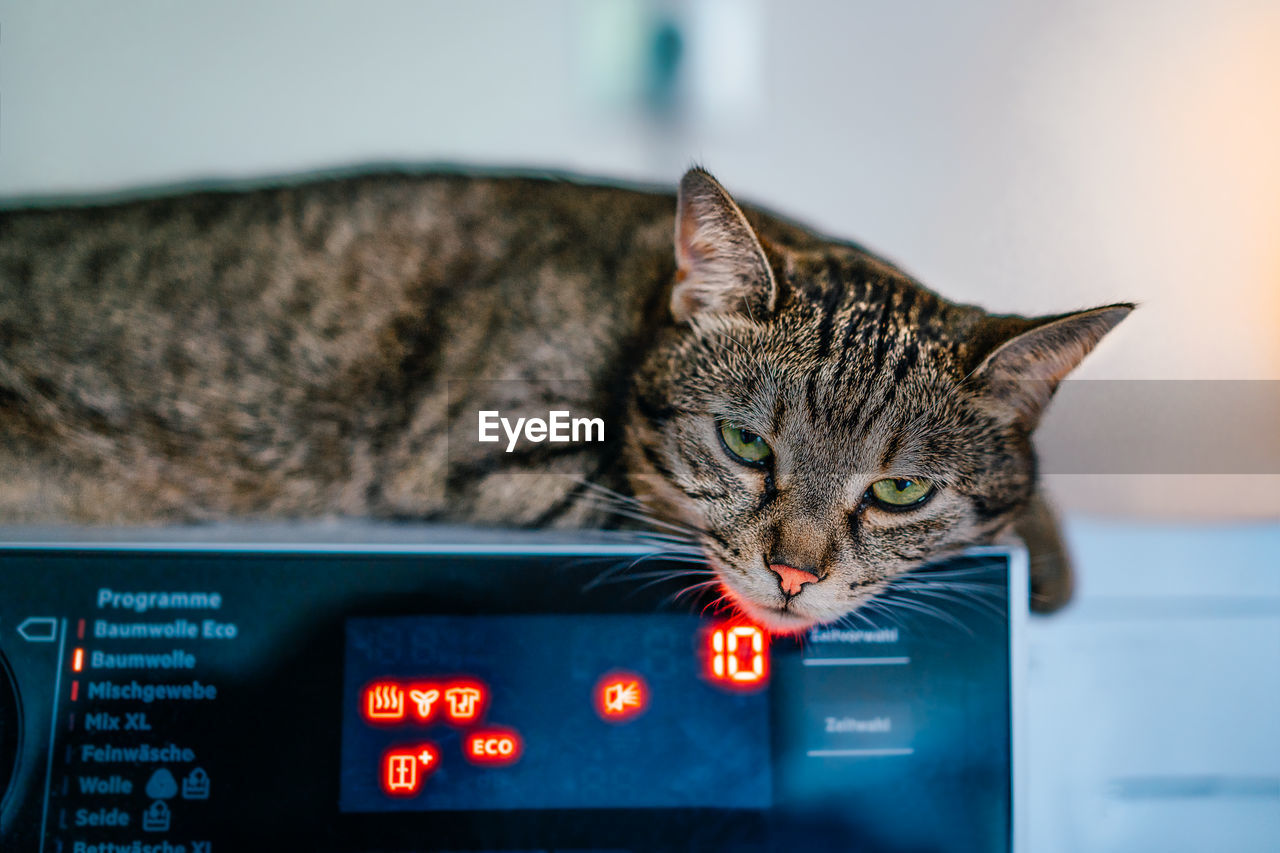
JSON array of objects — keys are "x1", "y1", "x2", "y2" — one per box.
[{"x1": 464, "y1": 729, "x2": 523, "y2": 766}]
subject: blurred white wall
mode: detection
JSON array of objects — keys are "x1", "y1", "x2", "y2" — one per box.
[{"x1": 1, "y1": 0, "x2": 1277, "y2": 516}]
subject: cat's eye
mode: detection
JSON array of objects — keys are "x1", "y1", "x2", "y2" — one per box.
[
  {"x1": 868, "y1": 478, "x2": 935, "y2": 509},
  {"x1": 718, "y1": 422, "x2": 773, "y2": 466}
]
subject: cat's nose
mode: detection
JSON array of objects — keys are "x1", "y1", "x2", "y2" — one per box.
[{"x1": 768, "y1": 563, "x2": 820, "y2": 597}]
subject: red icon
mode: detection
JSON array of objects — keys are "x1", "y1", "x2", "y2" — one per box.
[
  {"x1": 594, "y1": 671, "x2": 648, "y2": 722},
  {"x1": 605, "y1": 682, "x2": 641, "y2": 713},
  {"x1": 464, "y1": 728, "x2": 523, "y2": 766},
  {"x1": 364, "y1": 682, "x2": 406, "y2": 722},
  {"x1": 407, "y1": 684, "x2": 441, "y2": 722},
  {"x1": 443, "y1": 682, "x2": 486, "y2": 723},
  {"x1": 707, "y1": 624, "x2": 769, "y2": 688},
  {"x1": 363, "y1": 678, "x2": 490, "y2": 727},
  {"x1": 381, "y1": 744, "x2": 439, "y2": 796}
]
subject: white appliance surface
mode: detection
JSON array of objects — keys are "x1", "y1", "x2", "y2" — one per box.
[{"x1": 1026, "y1": 519, "x2": 1280, "y2": 852}]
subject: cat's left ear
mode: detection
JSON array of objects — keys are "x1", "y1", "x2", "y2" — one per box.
[
  {"x1": 972, "y1": 303, "x2": 1134, "y2": 426},
  {"x1": 671, "y1": 168, "x2": 778, "y2": 323}
]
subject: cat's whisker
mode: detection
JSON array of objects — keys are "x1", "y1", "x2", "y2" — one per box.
[
  {"x1": 558, "y1": 554, "x2": 650, "y2": 579},
  {"x1": 873, "y1": 593, "x2": 975, "y2": 637},
  {"x1": 860, "y1": 599, "x2": 923, "y2": 635},
  {"x1": 833, "y1": 607, "x2": 887, "y2": 645},
  {"x1": 902, "y1": 565, "x2": 1007, "y2": 579},
  {"x1": 855, "y1": 599, "x2": 908, "y2": 634},
  {"x1": 569, "y1": 477, "x2": 643, "y2": 506},
  {"x1": 891, "y1": 576, "x2": 1006, "y2": 599},
  {"x1": 593, "y1": 509, "x2": 701, "y2": 543},
  {"x1": 700, "y1": 591, "x2": 737, "y2": 618},
  {"x1": 582, "y1": 549, "x2": 709, "y2": 591},
  {"x1": 887, "y1": 585, "x2": 1004, "y2": 620},
  {"x1": 574, "y1": 492, "x2": 705, "y2": 542},
  {"x1": 890, "y1": 588, "x2": 1005, "y2": 617},
  {"x1": 664, "y1": 578, "x2": 724, "y2": 608},
  {"x1": 566, "y1": 480, "x2": 649, "y2": 514},
  {"x1": 623, "y1": 571, "x2": 720, "y2": 598},
  {"x1": 581, "y1": 548, "x2": 671, "y2": 587},
  {"x1": 617, "y1": 529, "x2": 701, "y2": 548},
  {"x1": 851, "y1": 605, "x2": 886, "y2": 631},
  {"x1": 603, "y1": 495, "x2": 709, "y2": 541},
  {"x1": 589, "y1": 568, "x2": 715, "y2": 588},
  {"x1": 647, "y1": 549, "x2": 706, "y2": 563},
  {"x1": 890, "y1": 579, "x2": 1004, "y2": 596},
  {"x1": 567, "y1": 478, "x2": 683, "y2": 529},
  {"x1": 580, "y1": 555, "x2": 645, "y2": 591}
]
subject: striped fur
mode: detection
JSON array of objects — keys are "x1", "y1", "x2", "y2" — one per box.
[{"x1": 0, "y1": 167, "x2": 1130, "y2": 628}]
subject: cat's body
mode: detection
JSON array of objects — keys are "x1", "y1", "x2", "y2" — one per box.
[
  {"x1": 0, "y1": 168, "x2": 1130, "y2": 627},
  {"x1": 1, "y1": 172, "x2": 682, "y2": 526}
]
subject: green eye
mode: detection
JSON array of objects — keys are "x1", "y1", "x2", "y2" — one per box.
[
  {"x1": 718, "y1": 422, "x2": 773, "y2": 466},
  {"x1": 869, "y1": 478, "x2": 935, "y2": 509}
]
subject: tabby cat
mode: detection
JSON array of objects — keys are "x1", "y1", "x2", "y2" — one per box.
[{"x1": 0, "y1": 167, "x2": 1130, "y2": 630}]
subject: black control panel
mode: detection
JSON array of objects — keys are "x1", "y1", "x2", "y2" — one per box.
[{"x1": 0, "y1": 530, "x2": 1022, "y2": 852}]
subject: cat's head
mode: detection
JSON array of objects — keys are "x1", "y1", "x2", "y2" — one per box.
[{"x1": 624, "y1": 168, "x2": 1131, "y2": 632}]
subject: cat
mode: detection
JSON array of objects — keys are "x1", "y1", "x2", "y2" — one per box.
[{"x1": 0, "y1": 166, "x2": 1130, "y2": 629}]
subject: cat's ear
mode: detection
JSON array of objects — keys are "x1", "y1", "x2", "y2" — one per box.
[
  {"x1": 972, "y1": 303, "x2": 1134, "y2": 426},
  {"x1": 671, "y1": 168, "x2": 778, "y2": 323}
]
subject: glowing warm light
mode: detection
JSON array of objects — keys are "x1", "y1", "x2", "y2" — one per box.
[
  {"x1": 408, "y1": 685, "x2": 441, "y2": 721},
  {"x1": 605, "y1": 682, "x2": 641, "y2": 713},
  {"x1": 72, "y1": 647, "x2": 84, "y2": 673},
  {"x1": 443, "y1": 682, "x2": 487, "y2": 723},
  {"x1": 363, "y1": 682, "x2": 406, "y2": 722},
  {"x1": 382, "y1": 744, "x2": 438, "y2": 796},
  {"x1": 464, "y1": 729, "x2": 523, "y2": 766},
  {"x1": 594, "y1": 671, "x2": 648, "y2": 722},
  {"x1": 363, "y1": 679, "x2": 489, "y2": 725},
  {"x1": 707, "y1": 624, "x2": 768, "y2": 689}
]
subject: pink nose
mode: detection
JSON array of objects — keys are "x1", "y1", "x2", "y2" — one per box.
[{"x1": 769, "y1": 563, "x2": 820, "y2": 597}]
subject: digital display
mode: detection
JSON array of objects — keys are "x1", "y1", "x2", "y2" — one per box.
[
  {"x1": 339, "y1": 614, "x2": 772, "y2": 812},
  {"x1": 0, "y1": 544, "x2": 1016, "y2": 852}
]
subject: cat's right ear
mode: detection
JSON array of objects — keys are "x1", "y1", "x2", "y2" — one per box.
[
  {"x1": 671, "y1": 168, "x2": 778, "y2": 324},
  {"x1": 970, "y1": 303, "x2": 1135, "y2": 427}
]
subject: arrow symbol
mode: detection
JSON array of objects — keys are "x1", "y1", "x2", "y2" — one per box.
[{"x1": 17, "y1": 617, "x2": 58, "y2": 642}]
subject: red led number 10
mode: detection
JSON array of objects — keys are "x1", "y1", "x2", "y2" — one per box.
[{"x1": 709, "y1": 625, "x2": 768, "y2": 686}]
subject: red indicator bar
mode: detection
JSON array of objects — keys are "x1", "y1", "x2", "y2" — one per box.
[
  {"x1": 70, "y1": 681, "x2": 79, "y2": 702},
  {"x1": 71, "y1": 648, "x2": 84, "y2": 673},
  {"x1": 464, "y1": 729, "x2": 523, "y2": 766},
  {"x1": 381, "y1": 744, "x2": 439, "y2": 796},
  {"x1": 76, "y1": 619, "x2": 85, "y2": 640}
]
